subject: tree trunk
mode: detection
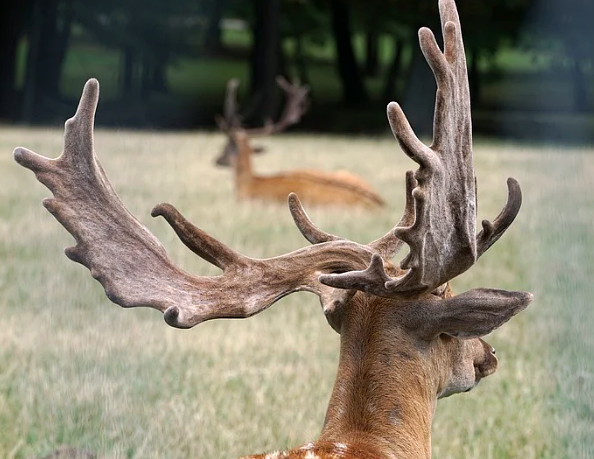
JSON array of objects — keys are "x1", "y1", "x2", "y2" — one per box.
[
  {"x1": 247, "y1": 0, "x2": 281, "y2": 124},
  {"x1": 140, "y1": 56, "x2": 168, "y2": 96},
  {"x1": 329, "y1": 0, "x2": 368, "y2": 106},
  {"x1": 140, "y1": 57, "x2": 153, "y2": 97},
  {"x1": 401, "y1": 28, "x2": 439, "y2": 136},
  {"x1": 121, "y1": 44, "x2": 135, "y2": 97},
  {"x1": 22, "y1": 0, "x2": 44, "y2": 123},
  {"x1": 293, "y1": 33, "x2": 310, "y2": 85},
  {"x1": 45, "y1": 0, "x2": 74, "y2": 99},
  {"x1": 0, "y1": 37, "x2": 19, "y2": 120},
  {"x1": 571, "y1": 59, "x2": 589, "y2": 113},
  {"x1": 365, "y1": 28, "x2": 380, "y2": 77},
  {"x1": 23, "y1": 0, "x2": 73, "y2": 122},
  {"x1": 468, "y1": 48, "x2": 481, "y2": 109},
  {"x1": 382, "y1": 36, "x2": 404, "y2": 102},
  {"x1": 151, "y1": 59, "x2": 168, "y2": 93},
  {"x1": 204, "y1": 0, "x2": 225, "y2": 53},
  {"x1": 0, "y1": 0, "x2": 30, "y2": 120}
]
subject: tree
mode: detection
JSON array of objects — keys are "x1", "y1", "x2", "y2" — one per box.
[
  {"x1": 526, "y1": 0, "x2": 594, "y2": 112},
  {"x1": 329, "y1": 0, "x2": 368, "y2": 105},
  {"x1": 0, "y1": 0, "x2": 32, "y2": 120},
  {"x1": 247, "y1": 0, "x2": 282, "y2": 124},
  {"x1": 74, "y1": 0, "x2": 201, "y2": 98},
  {"x1": 203, "y1": 0, "x2": 226, "y2": 54},
  {"x1": 380, "y1": 0, "x2": 530, "y2": 134},
  {"x1": 280, "y1": 0, "x2": 328, "y2": 86}
]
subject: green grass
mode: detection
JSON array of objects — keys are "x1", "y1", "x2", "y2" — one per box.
[{"x1": 1, "y1": 126, "x2": 593, "y2": 459}]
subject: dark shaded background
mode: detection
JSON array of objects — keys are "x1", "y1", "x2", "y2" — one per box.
[{"x1": 1, "y1": 0, "x2": 593, "y2": 141}]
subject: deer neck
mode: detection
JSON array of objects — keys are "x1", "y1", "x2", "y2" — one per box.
[
  {"x1": 233, "y1": 137, "x2": 254, "y2": 199},
  {"x1": 319, "y1": 296, "x2": 441, "y2": 459}
]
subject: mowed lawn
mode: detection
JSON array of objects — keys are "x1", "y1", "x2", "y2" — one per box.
[{"x1": 1, "y1": 125, "x2": 593, "y2": 459}]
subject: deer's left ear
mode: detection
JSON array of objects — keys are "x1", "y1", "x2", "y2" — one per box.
[{"x1": 416, "y1": 288, "x2": 533, "y2": 340}]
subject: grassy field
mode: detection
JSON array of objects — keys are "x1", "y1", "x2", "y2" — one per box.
[{"x1": 1, "y1": 125, "x2": 593, "y2": 459}]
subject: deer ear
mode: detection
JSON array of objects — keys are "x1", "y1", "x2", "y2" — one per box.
[{"x1": 418, "y1": 288, "x2": 533, "y2": 340}]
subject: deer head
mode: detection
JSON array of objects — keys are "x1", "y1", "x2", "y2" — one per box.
[
  {"x1": 215, "y1": 76, "x2": 310, "y2": 166},
  {"x1": 14, "y1": 1, "x2": 532, "y2": 457}
]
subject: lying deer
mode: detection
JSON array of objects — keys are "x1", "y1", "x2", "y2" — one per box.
[
  {"x1": 14, "y1": 1, "x2": 532, "y2": 458},
  {"x1": 217, "y1": 77, "x2": 386, "y2": 208},
  {"x1": 231, "y1": 129, "x2": 386, "y2": 208}
]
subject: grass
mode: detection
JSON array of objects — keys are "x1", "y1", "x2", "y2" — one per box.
[{"x1": 1, "y1": 125, "x2": 593, "y2": 459}]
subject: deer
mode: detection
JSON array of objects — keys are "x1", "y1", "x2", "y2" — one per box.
[
  {"x1": 230, "y1": 129, "x2": 386, "y2": 208},
  {"x1": 14, "y1": 1, "x2": 532, "y2": 458},
  {"x1": 216, "y1": 77, "x2": 386, "y2": 208}
]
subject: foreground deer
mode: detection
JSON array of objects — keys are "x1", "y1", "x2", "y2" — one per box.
[{"x1": 14, "y1": 1, "x2": 532, "y2": 458}]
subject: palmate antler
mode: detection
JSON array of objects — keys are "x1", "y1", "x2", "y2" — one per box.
[
  {"x1": 13, "y1": 79, "x2": 374, "y2": 329},
  {"x1": 318, "y1": 0, "x2": 522, "y2": 297}
]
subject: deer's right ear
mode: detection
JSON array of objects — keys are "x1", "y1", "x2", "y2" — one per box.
[{"x1": 417, "y1": 289, "x2": 533, "y2": 340}]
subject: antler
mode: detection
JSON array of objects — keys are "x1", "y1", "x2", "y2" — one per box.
[
  {"x1": 13, "y1": 79, "x2": 374, "y2": 329},
  {"x1": 319, "y1": 0, "x2": 523, "y2": 297},
  {"x1": 289, "y1": 170, "x2": 416, "y2": 261},
  {"x1": 217, "y1": 76, "x2": 309, "y2": 137},
  {"x1": 217, "y1": 78, "x2": 242, "y2": 131},
  {"x1": 247, "y1": 76, "x2": 310, "y2": 136},
  {"x1": 215, "y1": 76, "x2": 310, "y2": 166}
]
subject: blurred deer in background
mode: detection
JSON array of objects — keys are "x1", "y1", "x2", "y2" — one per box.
[
  {"x1": 15, "y1": 1, "x2": 532, "y2": 458},
  {"x1": 216, "y1": 77, "x2": 386, "y2": 208},
  {"x1": 231, "y1": 129, "x2": 386, "y2": 207}
]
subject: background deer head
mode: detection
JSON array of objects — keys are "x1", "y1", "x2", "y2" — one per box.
[
  {"x1": 14, "y1": 1, "x2": 532, "y2": 457},
  {"x1": 214, "y1": 76, "x2": 310, "y2": 166}
]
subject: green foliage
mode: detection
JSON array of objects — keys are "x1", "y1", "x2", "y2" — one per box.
[{"x1": 73, "y1": 0, "x2": 202, "y2": 59}]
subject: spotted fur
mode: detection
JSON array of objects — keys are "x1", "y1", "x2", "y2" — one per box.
[{"x1": 240, "y1": 442, "x2": 382, "y2": 459}]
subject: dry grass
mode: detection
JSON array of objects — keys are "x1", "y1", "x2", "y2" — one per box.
[{"x1": 1, "y1": 126, "x2": 592, "y2": 459}]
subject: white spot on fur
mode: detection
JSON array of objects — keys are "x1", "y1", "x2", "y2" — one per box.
[
  {"x1": 264, "y1": 452, "x2": 280, "y2": 459},
  {"x1": 334, "y1": 442, "x2": 348, "y2": 451},
  {"x1": 303, "y1": 451, "x2": 318, "y2": 459},
  {"x1": 299, "y1": 443, "x2": 314, "y2": 451}
]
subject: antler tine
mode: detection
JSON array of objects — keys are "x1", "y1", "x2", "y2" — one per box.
[
  {"x1": 319, "y1": 254, "x2": 392, "y2": 296},
  {"x1": 243, "y1": 76, "x2": 310, "y2": 137},
  {"x1": 320, "y1": 0, "x2": 523, "y2": 298},
  {"x1": 476, "y1": 177, "x2": 522, "y2": 258},
  {"x1": 151, "y1": 203, "x2": 246, "y2": 270},
  {"x1": 275, "y1": 75, "x2": 310, "y2": 127},
  {"x1": 15, "y1": 78, "x2": 99, "y2": 177},
  {"x1": 288, "y1": 193, "x2": 342, "y2": 244},
  {"x1": 16, "y1": 78, "x2": 377, "y2": 329},
  {"x1": 222, "y1": 78, "x2": 242, "y2": 130},
  {"x1": 368, "y1": 170, "x2": 417, "y2": 259}
]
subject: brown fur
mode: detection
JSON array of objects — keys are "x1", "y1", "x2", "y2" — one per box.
[
  {"x1": 240, "y1": 442, "x2": 383, "y2": 459},
  {"x1": 240, "y1": 290, "x2": 504, "y2": 459},
  {"x1": 233, "y1": 131, "x2": 386, "y2": 208}
]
